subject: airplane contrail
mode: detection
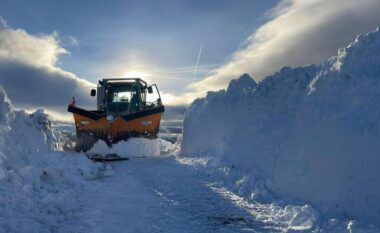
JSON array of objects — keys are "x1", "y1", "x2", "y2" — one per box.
[{"x1": 194, "y1": 44, "x2": 203, "y2": 75}]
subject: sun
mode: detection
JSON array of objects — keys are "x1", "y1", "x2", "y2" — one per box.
[{"x1": 123, "y1": 71, "x2": 149, "y2": 78}]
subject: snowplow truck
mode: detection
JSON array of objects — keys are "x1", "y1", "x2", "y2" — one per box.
[{"x1": 68, "y1": 78, "x2": 165, "y2": 152}]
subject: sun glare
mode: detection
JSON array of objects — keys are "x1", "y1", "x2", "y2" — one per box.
[{"x1": 124, "y1": 71, "x2": 149, "y2": 78}]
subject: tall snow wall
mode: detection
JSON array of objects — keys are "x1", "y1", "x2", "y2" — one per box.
[
  {"x1": 0, "y1": 86, "x2": 99, "y2": 232},
  {"x1": 182, "y1": 28, "x2": 380, "y2": 224}
]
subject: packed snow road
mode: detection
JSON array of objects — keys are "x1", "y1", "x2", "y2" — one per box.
[{"x1": 69, "y1": 156, "x2": 288, "y2": 233}]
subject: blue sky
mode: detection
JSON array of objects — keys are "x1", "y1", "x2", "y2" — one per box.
[
  {"x1": 0, "y1": 0, "x2": 277, "y2": 92},
  {"x1": 1, "y1": 0, "x2": 380, "y2": 116}
]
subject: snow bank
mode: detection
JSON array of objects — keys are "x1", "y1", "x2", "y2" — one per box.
[
  {"x1": 0, "y1": 86, "x2": 100, "y2": 232},
  {"x1": 182, "y1": 28, "x2": 380, "y2": 226},
  {"x1": 89, "y1": 138, "x2": 160, "y2": 158}
]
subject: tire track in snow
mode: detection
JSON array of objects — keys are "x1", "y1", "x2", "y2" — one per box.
[
  {"x1": 73, "y1": 156, "x2": 303, "y2": 232},
  {"x1": 122, "y1": 157, "x2": 284, "y2": 232}
]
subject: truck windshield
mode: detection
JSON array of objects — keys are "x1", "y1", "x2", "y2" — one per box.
[
  {"x1": 111, "y1": 91, "x2": 131, "y2": 102},
  {"x1": 107, "y1": 84, "x2": 135, "y2": 103}
]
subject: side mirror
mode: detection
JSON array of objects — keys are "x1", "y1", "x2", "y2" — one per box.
[
  {"x1": 90, "y1": 89, "x2": 96, "y2": 96},
  {"x1": 147, "y1": 86, "x2": 153, "y2": 94}
]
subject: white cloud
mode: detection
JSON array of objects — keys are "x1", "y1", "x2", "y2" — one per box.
[
  {"x1": 161, "y1": 91, "x2": 201, "y2": 106},
  {"x1": 0, "y1": 28, "x2": 67, "y2": 67},
  {"x1": 189, "y1": 0, "x2": 380, "y2": 93},
  {"x1": 0, "y1": 22, "x2": 96, "y2": 116}
]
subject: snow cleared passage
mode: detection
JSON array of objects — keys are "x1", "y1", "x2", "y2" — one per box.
[{"x1": 71, "y1": 157, "x2": 310, "y2": 233}]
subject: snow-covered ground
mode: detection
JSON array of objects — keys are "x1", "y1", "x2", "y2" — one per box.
[{"x1": 1, "y1": 29, "x2": 380, "y2": 233}]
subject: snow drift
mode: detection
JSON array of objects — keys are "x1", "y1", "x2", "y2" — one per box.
[
  {"x1": 182, "y1": 28, "x2": 380, "y2": 225},
  {"x1": 89, "y1": 138, "x2": 161, "y2": 158},
  {"x1": 0, "y1": 86, "x2": 100, "y2": 233}
]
